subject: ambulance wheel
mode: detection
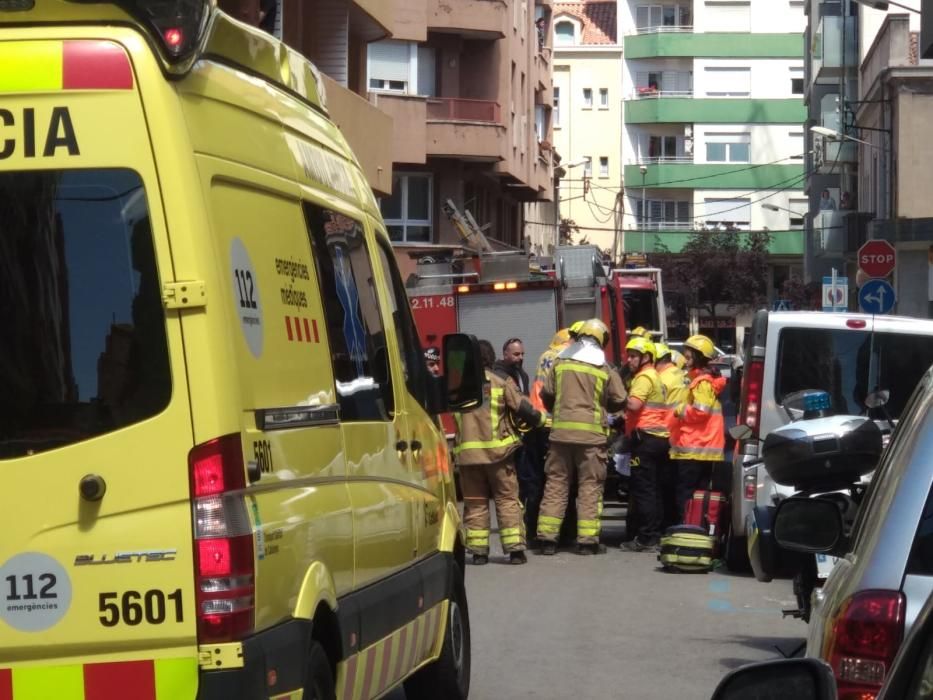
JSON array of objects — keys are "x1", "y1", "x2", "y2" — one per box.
[
  {"x1": 724, "y1": 522, "x2": 750, "y2": 573},
  {"x1": 404, "y1": 563, "x2": 471, "y2": 700},
  {"x1": 303, "y1": 639, "x2": 336, "y2": 700}
]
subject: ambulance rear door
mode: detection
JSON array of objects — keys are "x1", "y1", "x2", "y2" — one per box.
[{"x1": 0, "y1": 34, "x2": 199, "y2": 696}]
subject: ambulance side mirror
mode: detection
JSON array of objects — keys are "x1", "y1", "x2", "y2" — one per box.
[{"x1": 442, "y1": 334, "x2": 484, "y2": 412}]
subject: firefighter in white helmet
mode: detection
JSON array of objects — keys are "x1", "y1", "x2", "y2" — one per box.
[{"x1": 537, "y1": 319, "x2": 627, "y2": 555}]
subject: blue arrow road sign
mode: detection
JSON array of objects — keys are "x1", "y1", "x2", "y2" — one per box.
[{"x1": 858, "y1": 279, "x2": 896, "y2": 314}]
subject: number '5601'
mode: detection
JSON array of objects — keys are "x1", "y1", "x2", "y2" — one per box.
[{"x1": 99, "y1": 590, "x2": 183, "y2": 626}]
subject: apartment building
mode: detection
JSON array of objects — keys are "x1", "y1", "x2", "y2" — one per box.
[
  {"x1": 548, "y1": 2, "x2": 623, "y2": 254},
  {"x1": 364, "y1": 0, "x2": 556, "y2": 270},
  {"x1": 619, "y1": 0, "x2": 807, "y2": 302}
]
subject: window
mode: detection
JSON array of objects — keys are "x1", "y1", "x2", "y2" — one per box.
[
  {"x1": 555, "y1": 20, "x2": 575, "y2": 45},
  {"x1": 583, "y1": 156, "x2": 592, "y2": 177},
  {"x1": 636, "y1": 71, "x2": 691, "y2": 95},
  {"x1": 704, "y1": 1, "x2": 751, "y2": 32},
  {"x1": 702, "y1": 198, "x2": 751, "y2": 230},
  {"x1": 789, "y1": 198, "x2": 808, "y2": 228},
  {"x1": 789, "y1": 131, "x2": 804, "y2": 159},
  {"x1": 553, "y1": 86, "x2": 561, "y2": 127},
  {"x1": 0, "y1": 168, "x2": 171, "y2": 459},
  {"x1": 635, "y1": 4, "x2": 691, "y2": 30},
  {"x1": 368, "y1": 40, "x2": 411, "y2": 93},
  {"x1": 705, "y1": 132, "x2": 750, "y2": 162},
  {"x1": 635, "y1": 199, "x2": 691, "y2": 228},
  {"x1": 599, "y1": 157, "x2": 609, "y2": 177},
  {"x1": 375, "y1": 240, "x2": 430, "y2": 409},
  {"x1": 790, "y1": 66, "x2": 804, "y2": 96},
  {"x1": 645, "y1": 135, "x2": 685, "y2": 161},
  {"x1": 417, "y1": 46, "x2": 436, "y2": 97},
  {"x1": 304, "y1": 204, "x2": 394, "y2": 421},
  {"x1": 380, "y1": 173, "x2": 432, "y2": 243},
  {"x1": 582, "y1": 88, "x2": 593, "y2": 108},
  {"x1": 599, "y1": 88, "x2": 609, "y2": 108},
  {"x1": 704, "y1": 67, "x2": 751, "y2": 97}
]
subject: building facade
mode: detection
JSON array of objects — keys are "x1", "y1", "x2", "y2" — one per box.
[
  {"x1": 365, "y1": 0, "x2": 557, "y2": 270},
  {"x1": 547, "y1": 2, "x2": 623, "y2": 255},
  {"x1": 619, "y1": 0, "x2": 806, "y2": 289}
]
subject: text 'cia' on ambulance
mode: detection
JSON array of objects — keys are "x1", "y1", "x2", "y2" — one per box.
[{"x1": 0, "y1": 1, "x2": 487, "y2": 698}]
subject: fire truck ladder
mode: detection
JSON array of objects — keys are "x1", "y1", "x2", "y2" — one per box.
[{"x1": 442, "y1": 199, "x2": 492, "y2": 253}]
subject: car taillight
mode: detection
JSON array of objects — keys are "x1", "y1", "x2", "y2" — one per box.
[
  {"x1": 742, "y1": 359, "x2": 764, "y2": 436},
  {"x1": 189, "y1": 434, "x2": 255, "y2": 643},
  {"x1": 825, "y1": 590, "x2": 905, "y2": 700}
]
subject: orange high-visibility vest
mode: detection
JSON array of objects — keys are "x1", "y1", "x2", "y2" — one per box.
[
  {"x1": 625, "y1": 366, "x2": 668, "y2": 438},
  {"x1": 669, "y1": 371, "x2": 725, "y2": 461}
]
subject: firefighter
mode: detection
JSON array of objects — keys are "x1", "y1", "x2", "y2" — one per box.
[
  {"x1": 454, "y1": 339, "x2": 545, "y2": 565},
  {"x1": 537, "y1": 319, "x2": 627, "y2": 555},
  {"x1": 524, "y1": 328, "x2": 573, "y2": 543},
  {"x1": 620, "y1": 336, "x2": 669, "y2": 552},
  {"x1": 653, "y1": 342, "x2": 688, "y2": 530},
  {"x1": 668, "y1": 334, "x2": 727, "y2": 523},
  {"x1": 424, "y1": 345, "x2": 441, "y2": 377}
]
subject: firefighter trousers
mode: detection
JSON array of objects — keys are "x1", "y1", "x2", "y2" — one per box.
[
  {"x1": 537, "y1": 442, "x2": 607, "y2": 546},
  {"x1": 461, "y1": 457, "x2": 526, "y2": 554}
]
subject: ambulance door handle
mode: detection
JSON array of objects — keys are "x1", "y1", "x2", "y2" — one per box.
[
  {"x1": 395, "y1": 440, "x2": 409, "y2": 453},
  {"x1": 410, "y1": 440, "x2": 423, "y2": 458}
]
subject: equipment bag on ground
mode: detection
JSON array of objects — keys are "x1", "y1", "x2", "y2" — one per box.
[
  {"x1": 684, "y1": 489, "x2": 727, "y2": 541},
  {"x1": 659, "y1": 525, "x2": 715, "y2": 573}
]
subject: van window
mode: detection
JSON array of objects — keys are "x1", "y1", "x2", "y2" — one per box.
[
  {"x1": 623, "y1": 288, "x2": 659, "y2": 332},
  {"x1": 775, "y1": 328, "x2": 933, "y2": 418},
  {"x1": 304, "y1": 203, "x2": 393, "y2": 420},
  {"x1": 0, "y1": 169, "x2": 171, "y2": 458},
  {"x1": 907, "y1": 485, "x2": 933, "y2": 576},
  {"x1": 375, "y1": 239, "x2": 430, "y2": 409}
]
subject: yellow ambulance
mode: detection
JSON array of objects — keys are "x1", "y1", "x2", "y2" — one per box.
[{"x1": 0, "y1": 2, "x2": 484, "y2": 698}]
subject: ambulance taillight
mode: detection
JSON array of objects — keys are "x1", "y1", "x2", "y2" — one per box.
[{"x1": 189, "y1": 434, "x2": 256, "y2": 643}]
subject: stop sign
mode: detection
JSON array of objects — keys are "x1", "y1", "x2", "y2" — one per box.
[{"x1": 858, "y1": 240, "x2": 896, "y2": 278}]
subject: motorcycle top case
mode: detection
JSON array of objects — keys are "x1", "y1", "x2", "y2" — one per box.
[{"x1": 762, "y1": 415, "x2": 883, "y2": 490}]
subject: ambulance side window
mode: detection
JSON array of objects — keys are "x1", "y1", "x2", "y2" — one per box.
[
  {"x1": 304, "y1": 203, "x2": 394, "y2": 420},
  {"x1": 375, "y1": 239, "x2": 429, "y2": 409}
]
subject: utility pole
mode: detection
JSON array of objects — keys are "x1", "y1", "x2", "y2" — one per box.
[{"x1": 640, "y1": 164, "x2": 648, "y2": 254}]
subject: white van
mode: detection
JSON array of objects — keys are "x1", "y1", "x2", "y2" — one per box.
[{"x1": 725, "y1": 310, "x2": 933, "y2": 570}]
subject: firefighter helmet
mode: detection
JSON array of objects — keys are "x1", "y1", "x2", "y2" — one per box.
[
  {"x1": 569, "y1": 320, "x2": 585, "y2": 338},
  {"x1": 670, "y1": 349, "x2": 687, "y2": 369},
  {"x1": 625, "y1": 336, "x2": 656, "y2": 360},
  {"x1": 629, "y1": 326, "x2": 650, "y2": 339},
  {"x1": 653, "y1": 342, "x2": 672, "y2": 362},
  {"x1": 576, "y1": 319, "x2": 609, "y2": 347},
  {"x1": 550, "y1": 328, "x2": 572, "y2": 348},
  {"x1": 684, "y1": 334, "x2": 717, "y2": 360}
]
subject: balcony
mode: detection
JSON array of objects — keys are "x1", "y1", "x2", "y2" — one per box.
[
  {"x1": 427, "y1": 0, "x2": 507, "y2": 39},
  {"x1": 625, "y1": 98, "x2": 806, "y2": 124},
  {"x1": 624, "y1": 32, "x2": 802, "y2": 60},
  {"x1": 812, "y1": 16, "x2": 857, "y2": 81},
  {"x1": 426, "y1": 97, "x2": 501, "y2": 122},
  {"x1": 624, "y1": 162, "x2": 804, "y2": 190},
  {"x1": 426, "y1": 97, "x2": 506, "y2": 161},
  {"x1": 622, "y1": 229, "x2": 804, "y2": 254},
  {"x1": 632, "y1": 87, "x2": 693, "y2": 100},
  {"x1": 814, "y1": 137, "x2": 857, "y2": 174}
]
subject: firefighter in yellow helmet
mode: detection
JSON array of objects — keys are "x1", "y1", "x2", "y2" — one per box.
[
  {"x1": 523, "y1": 328, "x2": 574, "y2": 538},
  {"x1": 454, "y1": 339, "x2": 546, "y2": 565},
  {"x1": 668, "y1": 334, "x2": 727, "y2": 523},
  {"x1": 537, "y1": 319, "x2": 627, "y2": 555},
  {"x1": 653, "y1": 342, "x2": 689, "y2": 529},
  {"x1": 629, "y1": 325, "x2": 651, "y2": 339},
  {"x1": 620, "y1": 336, "x2": 669, "y2": 552}
]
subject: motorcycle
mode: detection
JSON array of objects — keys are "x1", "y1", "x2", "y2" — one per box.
[{"x1": 734, "y1": 389, "x2": 889, "y2": 622}]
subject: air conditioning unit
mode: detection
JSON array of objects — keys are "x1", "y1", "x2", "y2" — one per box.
[{"x1": 684, "y1": 125, "x2": 693, "y2": 137}]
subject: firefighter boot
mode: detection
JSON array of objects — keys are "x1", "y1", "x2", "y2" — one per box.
[
  {"x1": 575, "y1": 543, "x2": 607, "y2": 555},
  {"x1": 473, "y1": 553, "x2": 489, "y2": 565},
  {"x1": 538, "y1": 542, "x2": 557, "y2": 556},
  {"x1": 509, "y1": 551, "x2": 527, "y2": 565}
]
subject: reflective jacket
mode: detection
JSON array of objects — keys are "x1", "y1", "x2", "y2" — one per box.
[
  {"x1": 454, "y1": 369, "x2": 543, "y2": 465},
  {"x1": 541, "y1": 358, "x2": 627, "y2": 446},
  {"x1": 531, "y1": 344, "x2": 566, "y2": 415},
  {"x1": 659, "y1": 364, "x2": 688, "y2": 409},
  {"x1": 625, "y1": 365, "x2": 669, "y2": 438},
  {"x1": 669, "y1": 370, "x2": 727, "y2": 461}
]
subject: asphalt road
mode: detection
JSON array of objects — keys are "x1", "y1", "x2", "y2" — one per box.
[{"x1": 389, "y1": 500, "x2": 806, "y2": 700}]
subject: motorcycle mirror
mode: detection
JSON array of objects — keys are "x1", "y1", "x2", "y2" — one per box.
[
  {"x1": 774, "y1": 497, "x2": 844, "y2": 553},
  {"x1": 710, "y1": 658, "x2": 837, "y2": 700},
  {"x1": 729, "y1": 424, "x2": 753, "y2": 440},
  {"x1": 865, "y1": 390, "x2": 890, "y2": 409}
]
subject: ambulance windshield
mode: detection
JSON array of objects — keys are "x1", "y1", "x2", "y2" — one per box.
[{"x1": 0, "y1": 169, "x2": 171, "y2": 458}]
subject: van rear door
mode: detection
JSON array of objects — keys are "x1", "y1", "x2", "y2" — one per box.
[{"x1": 0, "y1": 37, "x2": 198, "y2": 696}]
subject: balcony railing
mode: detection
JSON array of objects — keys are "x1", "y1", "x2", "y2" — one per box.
[
  {"x1": 633, "y1": 88, "x2": 693, "y2": 99},
  {"x1": 426, "y1": 97, "x2": 502, "y2": 123},
  {"x1": 632, "y1": 220, "x2": 694, "y2": 231},
  {"x1": 638, "y1": 155, "x2": 693, "y2": 164},
  {"x1": 633, "y1": 24, "x2": 693, "y2": 34}
]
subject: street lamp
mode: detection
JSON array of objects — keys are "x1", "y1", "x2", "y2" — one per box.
[
  {"x1": 810, "y1": 125, "x2": 879, "y2": 149},
  {"x1": 850, "y1": 0, "x2": 920, "y2": 13},
  {"x1": 639, "y1": 164, "x2": 648, "y2": 254},
  {"x1": 762, "y1": 203, "x2": 805, "y2": 216}
]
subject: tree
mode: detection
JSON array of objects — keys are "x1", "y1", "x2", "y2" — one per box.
[
  {"x1": 650, "y1": 228, "x2": 772, "y2": 319},
  {"x1": 559, "y1": 218, "x2": 579, "y2": 245}
]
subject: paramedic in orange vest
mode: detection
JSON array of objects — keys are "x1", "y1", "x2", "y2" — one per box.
[
  {"x1": 653, "y1": 342, "x2": 688, "y2": 529},
  {"x1": 454, "y1": 340, "x2": 545, "y2": 565},
  {"x1": 537, "y1": 319, "x2": 627, "y2": 555},
  {"x1": 668, "y1": 334, "x2": 727, "y2": 523},
  {"x1": 620, "y1": 336, "x2": 670, "y2": 552},
  {"x1": 523, "y1": 327, "x2": 573, "y2": 538}
]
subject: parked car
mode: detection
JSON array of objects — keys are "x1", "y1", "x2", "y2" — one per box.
[
  {"x1": 711, "y1": 586, "x2": 933, "y2": 700},
  {"x1": 726, "y1": 310, "x2": 933, "y2": 571},
  {"x1": 770, "y1": 363, "x2": 933, "y2": 698}
]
